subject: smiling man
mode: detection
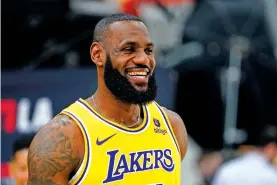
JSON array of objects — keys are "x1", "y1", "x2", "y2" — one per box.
[{"x1": 27, "y1": 13, "x2": 188, "y2": 185}]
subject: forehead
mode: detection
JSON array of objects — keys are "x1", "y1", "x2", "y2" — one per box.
[{"x1": 108, "y1": 21, "x2": 152, "y2": 46}]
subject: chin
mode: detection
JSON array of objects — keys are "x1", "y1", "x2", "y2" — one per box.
[
  {"x1": 137, "y1": 86, "x2": 148, "y2": 92},
  {"x1": 132, "y1": 84, "x2": 148, "y2": 92}
]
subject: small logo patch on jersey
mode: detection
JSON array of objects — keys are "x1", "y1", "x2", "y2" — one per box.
[
  {"x1": 153, "y1": 118, "x2": 161, "y2": 127},
  {"x1": 96, "y1": 133, "x2": 117, "y2": 146},
  {"x1": 153, "y1": 118, "x2": 167, "y2": 135}
]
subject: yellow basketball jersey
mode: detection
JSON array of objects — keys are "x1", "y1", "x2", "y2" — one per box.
[{"x1": 60, "y1": 98, "x2": 181, "y2": 185}]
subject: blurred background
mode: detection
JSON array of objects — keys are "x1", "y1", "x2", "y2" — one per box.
[{"x1": 1, "y1": 0, "x2": 277, "y2": 185}]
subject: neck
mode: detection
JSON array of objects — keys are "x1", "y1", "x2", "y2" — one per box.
[{"x1": 89, "y1": 87, "x2": 141, "y2": 127}]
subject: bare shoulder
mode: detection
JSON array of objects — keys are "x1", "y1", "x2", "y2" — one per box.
[
  {"x1": 27, "y1": 114, "x2": 84, "y2": 185},
  {"x1": 162, "y1": 107, "x2": 188, "y2": 160}
]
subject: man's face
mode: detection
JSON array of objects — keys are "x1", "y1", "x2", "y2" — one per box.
[
  {"x1": 104, "y1": 55, "x2": 157, "y2": 104},
  {"x1": 263, "y1": 143, "x2": 277, "y2": 163},
  {"x1": 270, "y1": 144, "x2": 277, "y2": 163},
  {"x1": 103, "y1": 21, "x2": 157, "y2": 104},
  {"x1": 10, "y1": 148, "x2": 28, "y2": 185}
]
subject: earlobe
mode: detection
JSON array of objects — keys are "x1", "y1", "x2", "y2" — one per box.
[{"x1": 90, "y1": 43, "x2": 104, "y2": 67}]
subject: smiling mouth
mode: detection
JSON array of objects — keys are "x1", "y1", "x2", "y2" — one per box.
[
  {"x1": 127, "y1": 71, "x2": 148, "y2": 76},
  {"x1": 125, "y1": 67, "x2": 151, "y2": 76},
  {"x1": 125, "y1": 69, "x2": 151, "y2": 86}
]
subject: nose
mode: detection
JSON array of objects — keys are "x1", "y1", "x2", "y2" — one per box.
[{"x1": 132, "y1": 50, "x2": 149, "y2": 66}]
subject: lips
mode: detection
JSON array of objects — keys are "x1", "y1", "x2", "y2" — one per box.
[{"x1": 125, "y1": 68, "x2": 150, "y2": 84}]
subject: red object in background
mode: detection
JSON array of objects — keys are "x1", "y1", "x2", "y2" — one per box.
[
  {"x1": 120, "y1": 0, "x2": 140, "y2": 16},
  {"x1": 119, "y1": 0, "x2": 194, "y2": 16},
  {"x1": 1, "y1": 163, "x2": 10, "y2": 178},
  {"x1": 1, "y1": 99, "x2": 17, "y2": 133}
]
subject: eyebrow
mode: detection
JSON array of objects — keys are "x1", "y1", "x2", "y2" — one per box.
[
  {"x1": 120, "y1": 41, "x2": 154, "y2": 47},
  {"x1": 146, "y1": 42, "x2": 154, "y2": 47}
]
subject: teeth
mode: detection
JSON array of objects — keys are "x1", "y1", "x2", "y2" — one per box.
[{"x1": 128, "y1": 72, "x2": 147, "y2": 76}]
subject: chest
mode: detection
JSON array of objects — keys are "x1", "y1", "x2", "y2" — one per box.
[{"x1": 85, "y1": 122, "x2": 180, "y2": 185}]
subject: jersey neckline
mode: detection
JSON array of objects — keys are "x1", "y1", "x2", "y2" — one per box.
[{"x1": 77, "y1": 98, "x2": 150, "y2": 133}]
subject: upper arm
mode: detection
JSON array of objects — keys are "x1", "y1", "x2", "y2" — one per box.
[
  {"x1": 163, "y1": 108, "x2": 188, "y2": 160},
  {"x1": 27, "y1": 115, "x2": 84, "y2": 185}
]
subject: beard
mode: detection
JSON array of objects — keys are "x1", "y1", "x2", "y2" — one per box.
[{"x1": 104, "y1": 55, "x2": 157, "y2": 105}]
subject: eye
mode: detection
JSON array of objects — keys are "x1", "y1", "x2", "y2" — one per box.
[
  {"x1": 145, "y1": 48, "x2": 153, "y2": 55},
  {"x1": 123, "y1": 47, "x2": 135, "y2": 53}
]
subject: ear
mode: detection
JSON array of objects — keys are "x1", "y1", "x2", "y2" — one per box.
[{"x1": 90, "y1": 42, "x2": 105, "y2": 67}]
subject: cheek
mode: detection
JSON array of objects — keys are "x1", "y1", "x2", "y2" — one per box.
[
  {"x1": 114, "y1": 64, "x2": 125, "y2": 75},
  {"x1": 117, "y1": 60, "x2": 130, "y2": 73},
  {"x1": 151, "y1": 59, "x2": 156, "y2": 71}
]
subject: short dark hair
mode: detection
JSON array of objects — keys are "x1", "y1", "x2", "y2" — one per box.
[
  {"x1": 257, "y1": 124, "x2": 277, "y2": 147},
  {"x1": 93, "y1": 13, "x2": 144, "y2": 43},
  {"x1": 12, "y1": 134, "x2": 35, "y2": 157}
]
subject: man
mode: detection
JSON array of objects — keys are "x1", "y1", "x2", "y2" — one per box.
[
  {"x1": 197, "y1": 150, "x2": 224, "y2": 185},
  {"x1": 27, "y1": 13, "x2": 188, "y2": 185},
  {"x1": 2, "y1": 134, "x2": 34, "y2": 185},
  {"x1": 211, "y1": 124, "x2": 277, "y2": 185}
]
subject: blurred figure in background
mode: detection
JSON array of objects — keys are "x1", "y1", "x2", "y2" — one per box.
[
  {"x1": 196, "y1": 149, "x2": 240, "y2": 185},
  {"x1": 197, "y1": 151, "x2": 223, "y2": 185},
  {"x1": 2, "y1": 135, "x2": 34, "y2": 185},
  {"x1": 211, "y1": 125, "x2": 277, "y2": 185}
]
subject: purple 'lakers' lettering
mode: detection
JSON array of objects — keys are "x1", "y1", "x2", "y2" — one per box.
[
  {"x1": 129, "y1": 152, "x2": 143, "y2": 172},
  {"x1": 142, "y1": 150, "x2": 153, "y2": 170},
  {"x1": 103, "y1": 149, "x2": 175, "y2": 184}
]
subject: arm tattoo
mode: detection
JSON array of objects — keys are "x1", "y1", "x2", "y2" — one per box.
[
  {"x1": 28, "y1": 116, "x2": 79, "y2": 185},
  {"x1": 27, "y1": 179, "x2": 60, "y2": 185}
]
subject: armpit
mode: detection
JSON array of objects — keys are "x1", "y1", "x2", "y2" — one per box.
[{"x1": 162, "y1": 107, "x2": 188, "y2": 160}]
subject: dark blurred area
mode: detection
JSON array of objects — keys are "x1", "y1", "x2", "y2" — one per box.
[
  {"x1": 2, "y1": 0, "x2": 104, "y2": 69},
  {"x1": 175, "y1": 0, "x2": 277, "y2": 150}
]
